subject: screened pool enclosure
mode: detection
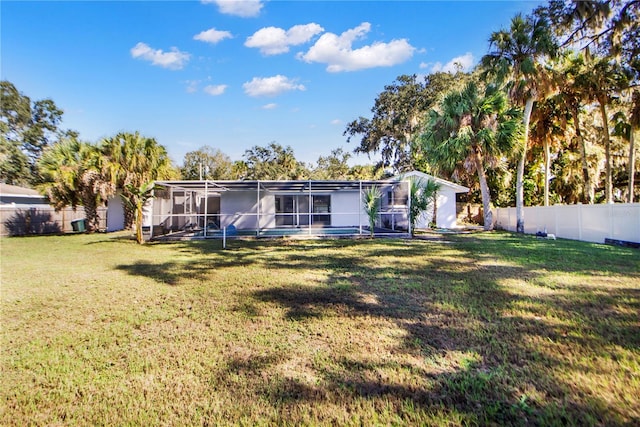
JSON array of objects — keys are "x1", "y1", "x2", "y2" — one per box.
[{"x1": 146, "y1": 179, "x2": 412, "y2": 240}]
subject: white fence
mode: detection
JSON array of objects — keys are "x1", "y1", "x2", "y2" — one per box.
[{"x1": 494, "y1": 203, "x2": 640, "y2": 244}]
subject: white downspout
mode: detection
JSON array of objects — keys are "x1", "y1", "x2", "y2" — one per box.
[
  {"x1": 359, "y1": 181, "x2": 363, "y2": 235},
  {"x1": 204, "y1": 180, "x2": 208, "y2": 238},
  {"x1": 407, "y1": 180, "x2": 412, "y2": 237},
  {"x1": 308, "y1": 180, "x2": 312, "y2": 235},
  {"x1": 257, "y1": 181, "x2": 261, "y2": 237}
]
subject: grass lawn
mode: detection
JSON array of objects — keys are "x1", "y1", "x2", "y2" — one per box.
[{"x1": 1, "y1": 231, "x2": 639, "y2": 426}]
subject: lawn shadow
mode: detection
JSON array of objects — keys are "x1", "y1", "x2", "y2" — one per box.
[
  {"x1": 248, "y1": 235, "x2": 639, "y2": 424},
  {"x1": 111, "y1": 233, "x2": 639, "y2": 424}
]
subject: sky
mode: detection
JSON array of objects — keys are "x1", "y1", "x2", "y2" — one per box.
[{"x1": 2, "y1": 0, "x2": 543, "y2": 167}]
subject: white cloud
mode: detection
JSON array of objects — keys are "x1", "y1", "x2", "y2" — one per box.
[
  {"x1": 330, "y1": 119, "x2": 341, "y2": 125},
  {"x1": 299, "y1": 22, "x2": 415, "y2": 72},
  {"x1": 201, "y1": 0, "x2": 263, "y2": 17},
  {"x1": 243, "y1": 75, "x2": 305, "y2": 97},
  {"x1": 419, "y1": 62, "x2": 429, "y2": 69},
  {"x1": 262, "y1": 103, "x2": 277, "y2": 110},
  {"x1": 204, "y1": 84, "x2": 228, "y2": 96},
  {"x1": 245, "y1": 23, "x2": 324, "y2": 55},
  {"x1": 130, "y1": 42, "x2": 190, "y2": 70},
  {"x1": 194, "y1": 28, "x2": 233, "y2": 44},
  {"x1": 431, "y1": 52, "x2": 475, "y2": 73},
  {"x1": 185, "y1": 80, "x2": 200, "y2": 93}
]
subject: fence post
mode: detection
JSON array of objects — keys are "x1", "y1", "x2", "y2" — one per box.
[
  {"x1": 577, "y1": 204, "x2": 582, "y2": 241},
  {"x1": 609, "y1": 203, "x2": 614, "y2": 241}
]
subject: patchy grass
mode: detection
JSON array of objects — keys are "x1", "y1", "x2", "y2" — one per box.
[{"x1": 1, "y1": 231, "x2": 638, "y2": 426}]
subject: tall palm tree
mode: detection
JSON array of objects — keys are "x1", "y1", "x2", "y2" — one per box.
[
  {"x1": 529, "y1": 94, "x2": 568, "y2": 206},
  {"x1": 421, "y1": 82, "x2": 522, "y2": 231},
  {"x1": 583, "y1": 57, "x2": 630, "y2": 202},
  {"x1": 37, "y1": 138, "x2": 114, "y2": 232},
  {"x1": 557, "y1": 52, "x2": 596, "y2": 203},
  {"x1": 482, "y1": 13, "x2": 557, "y2": 233},
  {"x1": 629, "y1": 91, "x2": 640, "y2": 202},
  {"x1": 100, "y1": 132, "x2": 176, "y2": 229},
  {"x1": 613, "y1": 90, "x2": 640, "y2": 203}
]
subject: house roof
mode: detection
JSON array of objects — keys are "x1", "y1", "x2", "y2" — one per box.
[
  {"x1": 0, "y1": 183, "x2": 48, "y2": 205},
  {"x1": 154, "y1": 179, "x2": 405, "y2": 194},
  {"x1": 0, "y1": 183, "x2": 42, "y2": 197},
  {"x1": 394, "y1": 171, "x2": 469, "y2": 193}
]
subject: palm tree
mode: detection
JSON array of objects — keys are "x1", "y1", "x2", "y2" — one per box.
[
  {"x1": 100, "y1": 132, "x2": 176, "y2": 229},
  {"x1": 557, "y1": 52, "x2": 596, "y2": 203},
  {"x1": 408, "y1": 177, "x2": 441, "y2": 235},
  {"x1": 583, "y1": 57, "x2": 630, "y2": 203},
  {"x1": 613, "y1": 90, "x2": 640, "y2": 203},
  {"x1": 421, "y1": 81, "x2": 522, "y2": 231},
  {"x1": 529, "y1": 93, "x2": 569, "y2": 206},
  {"x1": 121, "y1": 181, "x2": 155, "y2": 244},
  {"x1": 629, "y1": 91, "x2": 640, "y2": 202},
  {"x1": 362, "y1": 185, "x2": 382, "y2": 237},
  {"x1": 37, "y1": 138, "x2": 114, "y2": 232},
  {"x1": 482, "y1": 13, "x2": 557, "y2": 233}
]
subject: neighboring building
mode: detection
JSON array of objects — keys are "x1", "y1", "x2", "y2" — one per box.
[
  {"x1": 0, "y1": 183, "x2": 48, "y2": 206},
  {"x1": 395, "y1": 171, "x2": 469, "y2": 229},
  {"x1": 0, "y1": 184, "x2": 102, "y2": 235}
]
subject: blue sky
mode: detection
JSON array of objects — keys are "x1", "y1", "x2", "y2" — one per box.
[{"x1": 2, "y1": 0, "x2": 542, "y2": 167}]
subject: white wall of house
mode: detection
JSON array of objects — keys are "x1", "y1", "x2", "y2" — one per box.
[
  {"x1": 435, "y1": 190, "x2": 458, "y2": 229},
  {"x1": 259, "y1": 194, "x2": 276, "y2": 229},
  {"x1": 331, "y1": 191, "x2": 361, "y2": 227},
  {"x1": 399, "y1": 171, "x2": 469, "y2": 229},
  {"x1": 219, "y1": 190, "x2": 371, "y2": 229},
  {"x1": 220, "y1": 191, "x2": 259, "y2": 230},
  {"x1": 107, "y1": 190, "x2": 125, "y2": 231},
  {"x1": 142, "y1": 198, "x2": 153, "y2": 229}
]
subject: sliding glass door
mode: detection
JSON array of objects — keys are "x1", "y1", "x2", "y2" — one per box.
[
  {"x1": 312, "y1": 195, "x2": 330, "y2": 225},
  {"x1": 274, "y1": 195, "x2": 331, "y2": 227}
]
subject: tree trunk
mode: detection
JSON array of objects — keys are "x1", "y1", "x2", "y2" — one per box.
[
  {"x1": 122, "y1": 188, "x2": 135, "y2": 229},
  {"x1": 574, "y1": 106, "x2": 593, "y2": 204},
  {"x1": 135, "y1": 202, "x2": 144, "y2": 244},
  {"x1": 82, "y1": 199, "x2": 98, "y2": 233},
  {"x1": 628, "y1": 127, "x2": 636, "y2": 203},
  {"x1": 81, "y1": 187, "x2": 98, "y2": 233},
  {"x1": 474, "y1": 148, "x2": 493, "y2": 231},
  {"x1": 543, "y1": 138, "x2": 550, "y2": 206},
  {"x1": 516, "y1": 97, "x2": 534, "y2": 233},
  {"x1": 598, "y1": 99, "x2": 613, "y2": 203},
  {"x1": 432, "y1": 196, "x2": 438, "y2": 228}
]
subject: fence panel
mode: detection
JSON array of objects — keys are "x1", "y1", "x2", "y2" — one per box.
[
  {"x1": 612, "y1": 204, "x2": 640, "y2": 242},
  {"x1": 0, "y1": 206, "x2": 107, "y2": 236},
  {"x1": 494, "y1": 204, "x2": 640, "y2": 244},
  {"x1": 556, "y1": 205, "x2": 582, "y2": 241}
]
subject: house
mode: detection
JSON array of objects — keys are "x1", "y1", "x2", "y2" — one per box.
[
  {"x1": 139, "y1": 172, "x2": 467, "y2": 240},
  {"x1": 143, "y1": 179, "x2": 410, "y2": 239},
  {"x1": 395, "y1": 171, "x2": 469, "y2": 229}
]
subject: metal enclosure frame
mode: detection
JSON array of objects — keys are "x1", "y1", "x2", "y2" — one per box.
[{"x1": 147, "y1": 179, "x2": 411, "y2": 240}]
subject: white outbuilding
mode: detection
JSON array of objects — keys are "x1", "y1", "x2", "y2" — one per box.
[{"x1": 395, "y1": 171, "x2": 469, "y2": 229}]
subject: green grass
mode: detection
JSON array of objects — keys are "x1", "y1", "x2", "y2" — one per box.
[{"x1": 1, "y1": 231, "x2": 639, "y2": 426}]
